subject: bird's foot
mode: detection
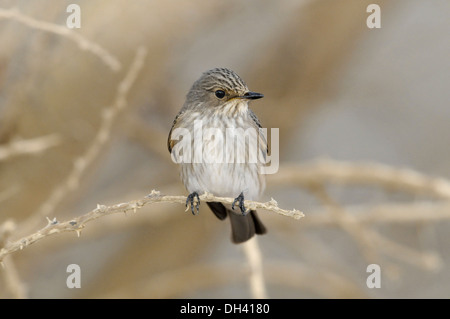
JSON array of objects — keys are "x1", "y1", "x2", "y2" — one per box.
[
  {"x1": 186, "y1": 192, "x2": 200, "y2": 215},
  {"x1": 232, "y1": 192, "x2": 247, "y2": 216}
]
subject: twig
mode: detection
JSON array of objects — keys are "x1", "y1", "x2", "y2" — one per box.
[
  {"x1": 0, "y1": 134, "x2": 61, "y2": 161},
  {"x1": 270, "y1": 158, "x2": 450, "y2": 199},
  {"x1": 0, "y1": 7, "x2": 121, "y2": 71},
  {"x1": 0, "y1": 191, "x2": 303, "y2": 262},
  {"x1": 200, "y1": 193, "x2": 304, "y2": 219}
]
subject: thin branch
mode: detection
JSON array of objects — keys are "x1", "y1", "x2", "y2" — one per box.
[
  {"x1": 0, "y1": 134, "x2": 61, "y2": 161},
  {"x1": 270, "y1": 158, "x2": 450, "y2": 199},
  {"x1": 0, "y1": 7, "x2": 121, "y2": 71},
  {"x1": 0, "y1": 191, "x2": 303, "y2": 262},
  {"x1": 200, "y1": 193, "x2": 304, "y2": 219}
]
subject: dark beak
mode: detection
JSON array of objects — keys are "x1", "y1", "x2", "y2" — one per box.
[{"x1": 241, "y1": 91, "x2": 264, "y2": 100}]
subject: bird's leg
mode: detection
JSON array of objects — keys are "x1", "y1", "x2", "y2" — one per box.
[
  {"x1": 186, "y1": 192, "x2": 200, "y2": 215},
  {"x1": 232, "y1": 192, "x2": 247, "y2": 216}
]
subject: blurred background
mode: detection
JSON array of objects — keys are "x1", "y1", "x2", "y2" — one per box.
[{"x1": 1, "y1": 0, "x2": 449, "y2": 298}]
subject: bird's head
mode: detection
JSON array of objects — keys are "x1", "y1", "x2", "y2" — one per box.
[{"x1": 185, "y1": 68, "x2": 263, "y2": 116}]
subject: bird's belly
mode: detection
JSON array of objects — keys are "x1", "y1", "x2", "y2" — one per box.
[
  {"x1": 181, "y1": 162, "x2": 263, "y2": 200},
  {"x1": 179, "y1": 117, "x2": 265, "y2": 200}
]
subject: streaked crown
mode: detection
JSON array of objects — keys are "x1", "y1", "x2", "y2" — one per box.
[
  {"x1": 183, "y1": 68, "x2": 262, "y2": 112},
  {"x1": 194, "y1": 68, "x2": 249, "y2": 94}
]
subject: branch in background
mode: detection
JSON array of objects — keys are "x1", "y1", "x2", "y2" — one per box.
[
  {"x1": 0, "y1": 220, "x2": 27, "y2": 298},
  {"x1": 241, "y1": 238, "x2": 267, "y2": 298},
  {"x1": 307, "y1": 183, "x2": 381, "y2": 264},
  {"x1": 0, "y1": 220, "x2": 16, "y2": 249},
  {"x1": 0, "y1": 186, "x2": 19, "y2": 204},
  {"x1": 199, "y1": 193, "x2": 304, "y2": 220},
  {"x1": 0, "y1": 134, "x2": 61, "y2": 161},
  {"x1": 0, "y1": 190, "x2": 304, "y2": 263},
  {"x1": 17, "y1": 47, "x2": 147, "y2": 237},
  {"x1": 1, "y1": 257, "x2": 27, "y2": 298},
  {"x1": 304, "y1": 181, "x2": 442, "y2": 272},
  {"x1": 271, "y1": 158, "x2": 450, "y2": 273},
  {"x1": 134, "y1": 261, "x2": 364, "y2": 298},
  {"x1": 0, "y1": 7, "x2": 121, "y2": 72},
  {"x1": 303, "y1": 201, "x2": 450, "y2": 225},
  {"x1": 271, "y1": 158, "x2": 450, "y2": 199},
  {"x1": 123, "y1": 115, "x2": 171, "y2": 161}
]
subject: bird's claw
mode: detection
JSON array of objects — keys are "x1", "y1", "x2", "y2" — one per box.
[
  {"x1": 186, "y1": 192, "x2": 200, "y2": 215},
  {"x1": 232, "y1": 192, "x2": 247, "y2": 215}
]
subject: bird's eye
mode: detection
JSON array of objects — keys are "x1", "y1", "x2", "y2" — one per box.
[{"x1": 215, "y1": 90, "x2": 226, "y2": 99}]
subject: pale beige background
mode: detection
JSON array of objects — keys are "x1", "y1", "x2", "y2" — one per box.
[{"x1": 0, "y1": 0, "x2": 449, "y2": 298}]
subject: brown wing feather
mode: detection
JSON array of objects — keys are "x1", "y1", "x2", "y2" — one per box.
[
  {"x1": 249, "y1": 108, "x2": 268, "y2": 160},
  {"x1": 167, "y1": 111, "x2": 184, "y2": 153}
]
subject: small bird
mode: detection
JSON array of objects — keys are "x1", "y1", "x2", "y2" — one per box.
[{"x1": 168, "y1": 68, "x2": 267, "y2": 243}]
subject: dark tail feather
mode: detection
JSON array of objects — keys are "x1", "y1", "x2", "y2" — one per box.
[
  {"x1": 206, "y1": 202, "x2": 227, "y2": 220},
  {"x1": 207, "y1": 202, "x2": 267, "y2": 244},
  {"x1": 250, "y1": 210, "x2": 267, "y2": 235}
]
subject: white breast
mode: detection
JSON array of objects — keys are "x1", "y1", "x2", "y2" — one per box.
[{"x1": 179, "y1": 111, "x2": 265, "y2": 200}]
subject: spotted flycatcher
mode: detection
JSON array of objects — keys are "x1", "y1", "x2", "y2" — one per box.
[{"x1": 168, "y1": 68, "x2": 267, "y2": 243}]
